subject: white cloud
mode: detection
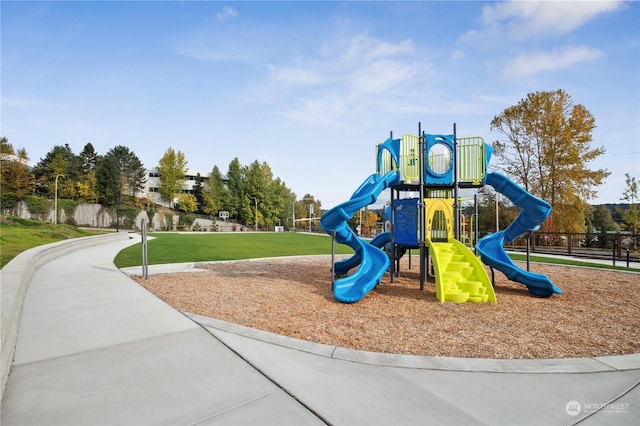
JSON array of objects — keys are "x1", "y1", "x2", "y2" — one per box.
[
  {"x1": 270, "y1": 66, "x2": 326, "y2": 86},
  {"x1": 463, "y1": 0, "x2": 625, "y2": 41},
  {"x1": 449, "y1": 49, "x2": 465, "y2": 61},
  {"x1": 503, "y1": 45, "x2": 604, "y2": 77},
  {"x1": 347, "y1": 59, "x2": 421, "y2": 97},
  {"x1": 175, "y1": 41, "x2": 252, "y2": 63},
  {"x1": 216, "y1": 5, "x2": 238, "y2": 22},
  {"x1": 342, "y1": 36, "x2": 414, "y2": 62},
  {"x1": 257, "y1": 35, "x2": 429, "y2": 126}
]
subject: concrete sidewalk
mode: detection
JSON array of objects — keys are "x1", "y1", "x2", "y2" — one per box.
[
  {"x1": 1, "y1": 234, "x2": 638, "y2": 425},
  {"x1": 1, "y1": 234, "x2": 322, "y2": 425}
]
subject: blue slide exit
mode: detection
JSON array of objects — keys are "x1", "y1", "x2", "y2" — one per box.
[
  {"x1": 477, "y1": 172, "x2": 562, "y2": 297},
  {"x1": 321, "y1": 171, "x2": 398, "y2": 303}
]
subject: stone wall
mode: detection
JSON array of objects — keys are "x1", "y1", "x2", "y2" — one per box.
[{"x1": 5, "y1": 201, "x2": 249, "y2": 232}]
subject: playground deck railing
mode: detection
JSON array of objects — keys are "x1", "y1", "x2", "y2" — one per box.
[
  {"x1": 377, "y1": 135, "x2": 488, "y2": 187},
  {"x1": 457, "y1": 137, "x2": 487, "y2": 185}
]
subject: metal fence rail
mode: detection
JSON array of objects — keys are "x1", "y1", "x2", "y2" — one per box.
[{"x1": 504, "y1": 231, "x2": 640, "y2": 264}]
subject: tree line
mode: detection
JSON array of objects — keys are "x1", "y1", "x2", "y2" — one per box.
[
  {"x1": 0, "y1": 138, "x2": 323, "y2": 230},
  {"x1": 1, "y1": 139, "x2": 146, "y2": 207},
  {"x1": 155, "y1": 147, "x2": 323, "y2": 230},
  {"x1": 2, "y1": 89, "x2": 638, "y2": 235}
]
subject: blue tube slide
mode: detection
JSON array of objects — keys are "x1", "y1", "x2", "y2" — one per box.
[
  {"x1": 321, "y1": 171, "x2": 398, "y2": 303},
  {"x1": 477, "y1": 172, "x2": 562, "y2": 297},
  {"x1": 333, "y1": 231, "x2": 391, "y2": 275}
]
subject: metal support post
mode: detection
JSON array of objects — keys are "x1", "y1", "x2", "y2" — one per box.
[
  {"x1": 474, "y1": 193, "x2": 479, "y2": 255},
  {"x1": 526, "y1": 232, "x2": 532, "y2": 271},
  {"x1": 418, "y1": 122, "x2": 426, "y2": 291},
  {"x1": 141, "y1": 218, "x2": 149, "y2": 279},
  {"x1": 453, "y1": 122, "x2": 460, "y2": 241},
  {"x1": 390, "y1": 189, "x2": 396, "y2": 283}
]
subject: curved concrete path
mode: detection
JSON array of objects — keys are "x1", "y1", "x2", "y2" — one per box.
[{"x1": 1, "y1": 234, "x2": 638, "y2": 425}]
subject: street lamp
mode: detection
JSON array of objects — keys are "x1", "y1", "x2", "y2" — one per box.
[
  {"x1": 291, "y1": 199, "x2": 296, "y2": 231},
  {"x1": 301, "y1": 197, "x2": 314, "y2": 233},
  {"x1": 308, "y1": 202, "x2": 314, "y2": 233},
  {"x1": 251, "y1": 196, "x2": 258, "y2": 232},
  {"x1": 54, "y1": 174, "x2": 64, "y2": 224},
  {"x1": 117, "y1": 159, "x2": 124, "y2": 232}
]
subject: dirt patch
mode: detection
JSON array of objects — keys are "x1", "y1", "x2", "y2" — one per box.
[{"x1": 133, "y1": 256, "x2": 640, "y2": 359}]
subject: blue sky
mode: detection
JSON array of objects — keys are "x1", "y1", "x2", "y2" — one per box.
[{"x1": 2, "y1": 0, "x2": 639, "y2": 208}]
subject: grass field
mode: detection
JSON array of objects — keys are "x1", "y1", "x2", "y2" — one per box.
[
  {"x1": 0, "y1": 216, "x2": 106, "y2": 268},
  {"x1": 2, "y1": 215, "x2": 636, "y2": 273},
  {"x1": 113, "y1": 232, "x2": 355, "y2": 268},
  {"x1": 509, "y1": 252, "x2": 639, "y2": 272}
]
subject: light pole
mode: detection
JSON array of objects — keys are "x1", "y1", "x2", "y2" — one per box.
[
  {"x1": 116, "y1": 192, "x2": 121, "y2": 232},
  {"x1": 54, "y1": 174, "x2": 64, "y2": 224},
  {"x1": 292, "y1": 200, "x2": 296, "y2": 231},
  {"x1": 251, "y1": 196, "x2": 258, "y2": 232},
  {"x1": 302, "y1": 197, "x2": 314, "y2": 233}
]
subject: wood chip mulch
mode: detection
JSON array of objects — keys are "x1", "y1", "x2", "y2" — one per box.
[{"x1": 132, "y1": 256, "x2": 640, "y2": 359}]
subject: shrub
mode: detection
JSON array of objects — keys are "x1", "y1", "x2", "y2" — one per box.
[
  {"x1": 25, "y1": 195, "x2": 50, "y2": 216},
  {"x1": 58, "y1": 199, "x2": 78, "y2": 218},
  {"x1": 178, "y1": 214, "x2": 195, "y2": 231},
  {"x1": 0, "y1": 192, "x2": 19, "y2": 211}
]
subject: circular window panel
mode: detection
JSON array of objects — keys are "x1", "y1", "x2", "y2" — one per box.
[{"x1": 427, "y1": 143, "x2": 452, "y2": 175}]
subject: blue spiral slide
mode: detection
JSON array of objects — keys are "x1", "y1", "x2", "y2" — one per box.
[
  {"x1": 477, "y1": 172, "x2": 562, "y2": 297},
  {"x1": 320, "y1": 171, "x2": 398, "y2": 303}
]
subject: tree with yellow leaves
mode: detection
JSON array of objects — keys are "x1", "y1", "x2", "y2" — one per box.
[{"x1": 490, "y1": 89, "x2": 610, "y2": 232}]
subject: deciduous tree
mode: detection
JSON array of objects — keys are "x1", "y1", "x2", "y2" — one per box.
[
  {"x1": 158, "y1": 148, "x2": 187, "y2": 208},
  {"x1": 491, "y1": 89, "x2": 609, "y2": 232},
  {"x1": 588, "y1": 205, "x2": 619, "y2": 234},
  {"x1": 0, "y1": 139, "x2": 34, "y2": 209},
  {"x1": 177, "y1": 193, "x2": 198, "y2": 214}
]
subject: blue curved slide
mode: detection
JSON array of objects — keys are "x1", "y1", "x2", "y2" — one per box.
[
  {"x1": 321, "y1": 171, "x2": 398, "y2": 303},
  {"x1": 477, "y1": 172, "x2": 562, "y2": 297}
]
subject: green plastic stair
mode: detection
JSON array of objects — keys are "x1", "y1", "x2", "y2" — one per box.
[{"x1": 428, "y1": 239, "x2": 497, "y2": 304}]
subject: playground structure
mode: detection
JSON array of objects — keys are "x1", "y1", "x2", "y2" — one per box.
[{"x1": 320, "y1": 124, "x2": 563, "y2": 304}]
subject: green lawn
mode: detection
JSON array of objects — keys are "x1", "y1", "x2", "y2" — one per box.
[
  {"x1": 114, "y1": 232, "x2": 354, "y2": 268},
  {"x1": 0, "y1": 216, "x2": 106, "y2": 268},
  {"x1": 509, "y1": 253, "x2": 639, "y2": 272},
  {"x1": 3, "y1": 216, "x2": 636, "y2": 273}
]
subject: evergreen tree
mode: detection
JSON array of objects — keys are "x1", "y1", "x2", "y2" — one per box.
[
  {"x1": 224, "y1": 158, "x2": 246, "y2": 221},
  {"x1": 33, "y1": 144, "x2": 79, "y2": 197},
  {"x1": 78, "y1": 143, "x2": 98, "y2": 174},
  {"x1": 192, "y1": 173, "x2": 204, "y2": 214},
  {"x1": 105, "y1": 145, "x2": 146, "y2": 196},
  {"x1": 202, "y1": 165, "x2": 227, "y2": 217},
  {"x1": 76, "y1": 143, "x2": 100, "y2": 203},
  {"x1": 95, "y1": 155, "x2": 120, "y2": 206}
]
